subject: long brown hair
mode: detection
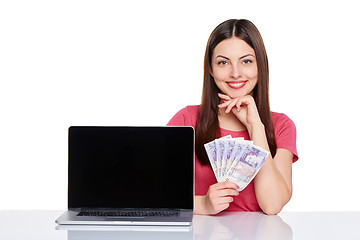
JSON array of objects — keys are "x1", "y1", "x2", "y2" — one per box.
[{"x1": 195, "y1": 19, "x2": 276, "y2": 165}]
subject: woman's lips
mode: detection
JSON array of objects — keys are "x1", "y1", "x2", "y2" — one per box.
[{"x1": 226, "y1": 81, "x2": 247, "y2": 89}]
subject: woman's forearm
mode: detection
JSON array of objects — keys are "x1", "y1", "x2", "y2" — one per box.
[{"x1": 248, "y1": 123, "x2": 292, "y2": 215}]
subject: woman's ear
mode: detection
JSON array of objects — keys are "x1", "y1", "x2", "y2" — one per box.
[{"x1": 209, "y1": 66, "x2": 213, "y2": 77}]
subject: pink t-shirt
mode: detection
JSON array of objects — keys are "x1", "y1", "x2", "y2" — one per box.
[{"x1": 167, "y1": 105, "x2": 298, "y2": 212}]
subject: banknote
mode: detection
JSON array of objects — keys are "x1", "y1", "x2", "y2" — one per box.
[
  {"x1": 204, "y1": 140, "x2": 219, "y2": 181},
  {"x1": 204, "y1": 136, "x2": 269, "y2": 191},
  {"x1": 215, "y1": 139, "x2": 226, "y2": 179},
  {"x1": 223, "y1": 139, "x2": 247, "y2": 181},
  {"x1": 225, "y1": 144, "x2": 269, "y2": 191},
  {"x1": 221, "y1": 139, "x2": 236, "y2": 180},
  {"x1": 204, "y1": 135, "x2": 231, "y2": 181}
]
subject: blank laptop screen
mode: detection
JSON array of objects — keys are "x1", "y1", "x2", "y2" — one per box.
[{"x1": 68, "y1": 126, "x2": 194, "y2": 210}]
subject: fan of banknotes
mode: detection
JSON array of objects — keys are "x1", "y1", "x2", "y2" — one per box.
[{"x1": 204, "y1": 135, "x2": 270, "y2": 191}]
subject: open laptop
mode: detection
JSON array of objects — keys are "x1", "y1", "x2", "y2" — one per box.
[{"x1": 56, "y1": 126, "x2": 194, "y2": 226}]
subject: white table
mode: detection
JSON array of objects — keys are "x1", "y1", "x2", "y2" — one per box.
[{"x1": 1, "y1": 210, "x2": 359, "y2": 240}]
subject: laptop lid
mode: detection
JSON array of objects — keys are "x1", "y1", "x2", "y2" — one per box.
[{"x1": 68, "y1": 126, "x2": 194, "y2": 211}]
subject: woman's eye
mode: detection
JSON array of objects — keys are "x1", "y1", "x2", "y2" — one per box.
[
  {"x1": 242, "y1": 59, "x2": 252, "y2": 64},
  {"x1": 217, "y1": 61, "x2": 228, "y2": 65}
]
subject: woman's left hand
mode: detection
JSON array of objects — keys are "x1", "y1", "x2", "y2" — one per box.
[{"x1": 218, "y1": 93, "x2": 262, "y2": 129}]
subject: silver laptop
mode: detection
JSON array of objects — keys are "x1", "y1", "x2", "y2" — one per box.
[{"x1": 56, "y1": 126, "x2": 194, "y2": 226}]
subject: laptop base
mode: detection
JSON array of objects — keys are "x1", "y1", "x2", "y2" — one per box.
[{"x1": 56, "y1": 210, "x2": 193, "y2": 226}]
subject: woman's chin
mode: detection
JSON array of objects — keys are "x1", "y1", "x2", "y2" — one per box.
[{"x1": 227, "y1": 90, "x2": 253, "y2": 99}]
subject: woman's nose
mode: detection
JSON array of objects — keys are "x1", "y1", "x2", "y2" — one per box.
[{"x1": 230, "y1": 65, "x2": 242, "y2": 79}]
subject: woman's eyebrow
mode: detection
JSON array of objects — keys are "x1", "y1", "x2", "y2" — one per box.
[
  {"x1": 239, "y1": 54, "x2": 255, "y2": 59},
  {"x1": 215, "y1": 55, "x2": 230, "y2": 60}
]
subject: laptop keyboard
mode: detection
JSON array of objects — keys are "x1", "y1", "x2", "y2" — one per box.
[{"x1": 78, "y1": 210, "x2": 180, "y2": 217}]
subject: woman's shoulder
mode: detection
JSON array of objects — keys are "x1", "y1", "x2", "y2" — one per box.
[
  {"x1": 271, "y1": 111, "x2": 296, "y2": 129},
  {"x1": 167, "y1": 105, "x2": 199, "y2": 127},
  {"x1": 184, "y1": 105, "x2": 200, "y2": 113},
  {"x1": 174, "y1": 105, "x2": 200, "y2": 116}
]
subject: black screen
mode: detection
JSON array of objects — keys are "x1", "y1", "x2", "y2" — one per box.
[{"x1": 68, "y1": 126, "x2": 194, "y2": 209}]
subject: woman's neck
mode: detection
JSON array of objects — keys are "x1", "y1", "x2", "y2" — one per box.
[{"x1": 218, "y1": 108, "x2": 247, "y2": 132}]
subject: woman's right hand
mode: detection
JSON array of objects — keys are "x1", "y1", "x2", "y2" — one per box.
[{"x1": 200, "y1": 181, "x2": 239, "y2": 215}]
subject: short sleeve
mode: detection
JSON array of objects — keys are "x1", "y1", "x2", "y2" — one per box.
[{"x1": 272, "y1": 113, "x2": 298, "y2": 163}]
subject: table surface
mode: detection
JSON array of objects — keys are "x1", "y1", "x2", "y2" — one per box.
[{"x1": 1, "y1": 210, "x2": 359, "y2": 240}]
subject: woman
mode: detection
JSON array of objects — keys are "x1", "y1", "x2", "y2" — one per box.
[{"x1": 167, "y1": 19, "x2": 298, "y2": 215}]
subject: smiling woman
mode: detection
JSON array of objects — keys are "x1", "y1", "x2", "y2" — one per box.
[{"x1": 167, "y1": 19, "x2": 298, "y2": 215}]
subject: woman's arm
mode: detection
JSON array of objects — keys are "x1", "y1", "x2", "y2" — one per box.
[
  {"x1": 248, "y1": 123, "x2": 293, "y2": 215},
  {"x1": 218, "y1": 94, "x2": 293, "y2": 215}
]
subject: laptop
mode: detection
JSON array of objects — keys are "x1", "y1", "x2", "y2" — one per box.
[{"x1": 56, "y1": 126, "x2": 194, "y2": 226}]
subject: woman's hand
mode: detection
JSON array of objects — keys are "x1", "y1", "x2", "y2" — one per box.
[
  {"x1": 217, "y1": 93, "x2": 262, "y2": 130},
  {"x1": 201, "y1": 181, "x2": 239, "y2": 215}
]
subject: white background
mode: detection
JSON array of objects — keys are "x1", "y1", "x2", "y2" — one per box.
[{"x1": 1, "y1": 0, "x2": 359, "y2": 211}]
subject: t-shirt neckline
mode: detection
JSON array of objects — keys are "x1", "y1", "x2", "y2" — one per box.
[{"x1": 220, "y1": 127, "x2": 248, "y2": 133}]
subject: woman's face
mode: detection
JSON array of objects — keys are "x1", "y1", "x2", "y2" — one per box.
[{"x1": 211, "y1": 37, "x2": 258, "y2": 99}]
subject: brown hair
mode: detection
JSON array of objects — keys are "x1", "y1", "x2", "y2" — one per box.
[{"x1": 195, "y1": 19, "x2": 276, "y2": 165}]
